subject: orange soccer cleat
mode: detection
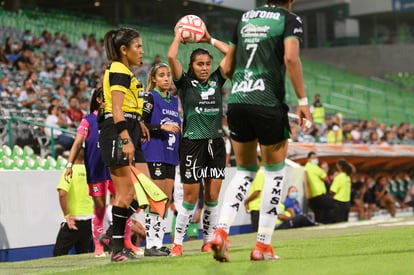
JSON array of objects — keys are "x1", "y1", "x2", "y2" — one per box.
[
  {"x1": 201, "y1": 242, "x2": 212, "y2": 252},
  {"x1": 170, "y1": 243, "x2": 183, "y2": 256},
  {"x1": 211, "y1": 229, "x2": 230, "y2": 262},
  {"x1": 250, "y1": 242, "x2": 280, "y2": 261}
]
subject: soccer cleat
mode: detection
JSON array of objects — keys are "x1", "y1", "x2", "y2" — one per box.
[
  {"x1": 98, "y1": 234, "x2": 112, "y2": 251},
  {"x1": 111, "y1": 248, "x2": 139, "y2": 262},
  {"x1": 159, "y1": 246, "x2": 171, "y2": 255},
  {"x1": 94, "y1": 242, "x2": 106, "y2": 257},
  {"x1": 169, "y1": 243, "x2": 183, "y2": 256},
  {"x1": 211, "y1": 229, "x2": 230, "y2": 262},
  {"x1": 250, "y1": 242, "x2": 280, "y2": 261},
  {"x1": 144, "y1": 246, "x2": 169, "y2": 256},
  {"x1": 124, "y1": 239, "x2": 144, "y2": 256},
  {"x1": 201, "y1": 242, "x2": 212, "y2": 252}
]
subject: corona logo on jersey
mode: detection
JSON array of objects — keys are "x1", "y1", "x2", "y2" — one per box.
[{"x1": 177, "y1": 14, "x2": 205, "y2": 43}]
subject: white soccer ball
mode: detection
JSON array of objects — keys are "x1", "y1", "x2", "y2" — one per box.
[{"x1": 177, "y1": 15, "x2": 206, "y2": 43}]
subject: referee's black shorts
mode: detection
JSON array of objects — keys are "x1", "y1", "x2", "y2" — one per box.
[
  {"x1": 227, "y1": 103, "x2": 290, "y2": 145},
  {"x1": 99, "y1": 116, "x2": 146, "y2": 166}
]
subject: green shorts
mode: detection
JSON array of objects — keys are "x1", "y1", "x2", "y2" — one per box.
[{"x1": 171, "y1": 214, "x2": 199, "y2": 238}]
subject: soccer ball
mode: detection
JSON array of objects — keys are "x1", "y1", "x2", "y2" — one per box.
[{"x1": 177, "y1": 15, "x2": 206, "y2": 43}]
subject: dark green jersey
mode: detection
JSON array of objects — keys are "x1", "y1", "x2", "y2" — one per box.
[
  {"x1": 228, "y1": 6, "x2": 304, "y2": 107},
  {"x1": 174, "y1": 68, "x2": 226, "y2": 140}
]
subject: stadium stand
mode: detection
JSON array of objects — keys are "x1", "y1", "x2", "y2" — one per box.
[{"x1": 0, "y1": 3, "x2": 413, "y2": 263}]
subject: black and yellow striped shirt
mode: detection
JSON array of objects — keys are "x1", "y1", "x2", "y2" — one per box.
[{"x1": 103, "y1": 61, "x2": 144, "y2": 115}]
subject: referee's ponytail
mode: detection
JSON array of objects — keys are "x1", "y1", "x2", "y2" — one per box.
[{"x1": 104, "y1": 27, "x2": 140, "y2": 62}]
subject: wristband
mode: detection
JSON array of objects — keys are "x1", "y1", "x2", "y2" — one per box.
[
  {"x1": 66, "y1": 162, "x2": 73, "y2": 168},
  {"x1": 298, "y1": 97, "x2": 308, "y2": 106},
  {"x1": 210, "y1": 38, "x2": 217, "y2": 46},
  {"x1": 115, "y1": 120, "x2": 128, "y2": 134}
]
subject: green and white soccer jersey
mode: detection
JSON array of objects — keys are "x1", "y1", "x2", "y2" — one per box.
[
  {"x1": 229, "y1": 6, "x2": 304, "y2": 107},
  {"x1": 174, "y1": 68, "x2": 226, "y2": 140}
]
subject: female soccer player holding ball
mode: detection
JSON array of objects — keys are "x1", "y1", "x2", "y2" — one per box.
[{"x1": 167, "y1": 22, "x2": 229, "y2": 256}]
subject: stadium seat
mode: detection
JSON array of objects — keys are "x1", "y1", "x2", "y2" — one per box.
[
  {"x1": 46, "y1": 156, "x2": 58, "y2": 170},
  {"x1": 26, "y1": 157, "x2": 40, "y2": 170},
  {"x1": 36, "y1": 156, "x2": 50, "y2": 170},
  {"x1": 23, "y1": 145, "x2": 35, "y2": 159},
  {"x1": 2, "y1": 156, "x2": 16, "y2": 170},
  {"x1": 14, "y1": 156, "x2": 27, "y2": 170},
  {"x1": 1, "y1": 145, "x2": 12, "y2": 158},
  {"x1": 12, "y1": 145, "x2": 24, "y2": 159},
  {"x1": 56, "y1": 155, "x2": 68, "y2": 169}
]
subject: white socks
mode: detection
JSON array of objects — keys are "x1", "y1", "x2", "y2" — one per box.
[
  {"x1": 202, "y1": 202, "x2": 219, "y2": 243},
  {"x1": 257, "y1": 165, "x2": 286, "y2": 245},
  {"x1": 216, "y1": 169, "x2": 256, "y2": 234},
  {"x1": 173, "y1": 203, "x2": 195, "y2": 245}
]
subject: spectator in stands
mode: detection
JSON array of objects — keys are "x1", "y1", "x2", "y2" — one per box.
[
  {"x1": 0, "y1": 46, "x2": 9, "y2": 64},
  {"x1": 44, "y1": 104, "x2": 74, "y2": 150},
  {"x1": 310, "y1": 94, "x2": 325, "y2": 126},
  {"x1": 342, "y1": 122, "x2": 354, "y2": 143},
  {"x1": 305, "y1": 151, "x2": 334, "y2": 224},
  {"x1": 53, "y1": 32, "x2": 63, "y2": 46},
  {"x1": 86, "y1": 35, "x2": 100, "y2": 59},
  {"x1": 18, "y1": 78, "x2": 43, "y2": 109},
  {"x1": 320, "y1": 161, "x2": 333, "y2": 191},
  {"x1": 0, "y1": 76, "x2": 13, "y2": 96},
  {"x1": 362, "y1": 176, "x2": 377, "y2": 219},
  {"x1": 59, "y1": 66, "x2": 73, "y2": 87},
  {"x1": 151, "y1": 54, "x2": 162, "y2": 67},
  {"x1": 327, "y1": 113, "x2": 343, "y2": 144},
  {"x1": 367, "y1": 130, "x2": 380, "y2": 145},
  {"x1": 77, "y1": 79, "x2": 90, "y2": 99},
  {"x1": 350, "y1": 123, "x2": 363, "y2": 144},
  {"x1": 53, "y1": 50, "x2": 66, "y2": 68},
  {"x1": 38, "y1": 62, "x2": 54, "y2": 82},
  {"x1": 350, "y1": 179, "x2": 366, "y2": 220},
  {"x1": 71, "y1": 63, "x2": 88, "y2": 86},
  {"x1": 403, "y1": 173, "x2": 414, "y2": 209},
  {"x1": 61, "y1": 34, "x2": 72, "y2": 48},
  {"x1": 77, "y1": 34, "x2": 88, "y2": 53},
  {"x1": 79, "y1": 98, "x2": 89, "y2": 115},
  {"x1": 379, "y1": 130, "x2": 394, "y2": 146},
  {"x1": 18, "y1": 87, "x2": 43, "y2": 110},
  {"x1": 275, "y1": 185, "x2": 317, "y2": 229},
  {"x1": 329, "y1": 159, "x2": 353, "y2": 223},
  {"x1": 390, "y1": 173, "x2": 409, "y2": 208},
  {"x1": 22, "y1": 29, "x2": 34, "y2": 48},
  {"x1": 53, "y1": 149, "x2": 93, "y2": 256},
  {"x1": 376, "y1": 122, "x2": 387, "y2": 140},
  {"x1": 14, "y1": 47, "x2": 34, "y2": 72},
  {"x1": 66, "y1": 96, "x2": 84, "y2": 125},
  {"x1": 4, "y1": 36, "x2": 14, "y2": 55},
  {"x1": 374, "y1": 175, "x2": 396, "y2": 217},
  {"x1": 89, "y1": 70, "x2": 102, "y2": 89},
  {"x1": 55, "y1": 85, "x2": 69, "y2": 106},
  {"x1": 36, "y1": 30, "x2": 50, "y2": 47}
]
